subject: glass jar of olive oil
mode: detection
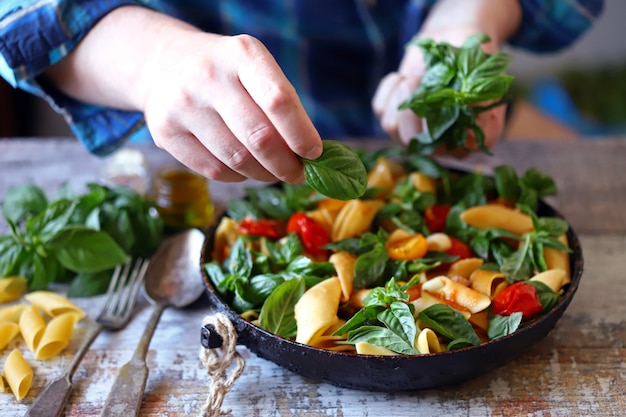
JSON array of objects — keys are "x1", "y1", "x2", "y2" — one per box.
[{"x1": 153, "y1": 168, "x2": 214, "y2": 230}]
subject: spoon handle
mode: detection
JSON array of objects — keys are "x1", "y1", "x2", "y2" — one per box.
[{"x1": 100, "y1": 303, "x2": 166, "y2": 417}]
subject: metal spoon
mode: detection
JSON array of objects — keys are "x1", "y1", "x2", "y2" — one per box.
[{"x1": 99, "y1": 228, "x2": 207, "y2": 417}]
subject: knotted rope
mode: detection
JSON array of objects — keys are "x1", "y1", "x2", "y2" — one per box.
[{"x1": 199, "y1": 313, "x2": 245, "y2": 416}]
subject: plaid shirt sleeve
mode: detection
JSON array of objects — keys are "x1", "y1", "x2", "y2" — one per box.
[
  {"x1": 509, "y1": 0, "x2": 604, "y2": 53},
  {"x1": 0, "y1": 0, "x2": 149, "y2": 156},
  {"x1": 0, "y1": 0, "x2": 604, "y2": 157}
]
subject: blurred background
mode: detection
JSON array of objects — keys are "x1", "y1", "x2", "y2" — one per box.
[{"x1": 1, "y1": 0, "x2": 625, "y2": 141}]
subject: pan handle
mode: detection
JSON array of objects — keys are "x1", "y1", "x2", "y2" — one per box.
[{"x1": 200, "y1": 323, "x2": 224, "y2": 349}]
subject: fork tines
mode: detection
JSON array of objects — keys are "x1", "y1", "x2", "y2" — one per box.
[{"x1": 98, "y1": 258, "x2": 150, "y2": 327}]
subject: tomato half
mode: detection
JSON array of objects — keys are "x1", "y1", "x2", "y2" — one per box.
[
  {"x1": 492, "y1": 282, "x2": 543, "y2": 321},
  {"x1": 424, "y1": 204, "x2": 451, "y2": 233},
  {"x1": 237, "y1": 217, "x2": 285, "y2": 239},
  {"x1": 287, "y1": 212, "x2": 331, "y2": 257},
  {"x1": 386, "y1": 233, "x2": 428, "y2": 261}
]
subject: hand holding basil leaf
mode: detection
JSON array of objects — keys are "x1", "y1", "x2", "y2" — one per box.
[
  {"x1": 300, "y1": 140, "x2": 367, "y2": 200},
  {"x1": 399, "y1": 33, "x2": 514, "y2": 154}
]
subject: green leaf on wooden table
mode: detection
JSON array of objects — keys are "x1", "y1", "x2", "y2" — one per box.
[{"x1": 301, "y1": 140, "x2": 367, "y2": 200}]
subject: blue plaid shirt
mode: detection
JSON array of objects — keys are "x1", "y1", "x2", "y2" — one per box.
[{"x1": 0, "y1": 0, "x2": 604, "y2": 156}]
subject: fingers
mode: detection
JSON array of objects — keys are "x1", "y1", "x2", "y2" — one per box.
[
  {"x1": 372, "y1": 72, "x2": 424, "y2": 145},
  {"x1": 144, "y1": 33, "x2": 321, "y2": 184},
  {"x1": 234, "y1": 35, "x2": 323, "y2": 162}
]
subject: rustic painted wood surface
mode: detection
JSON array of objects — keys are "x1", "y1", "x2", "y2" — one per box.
[{"x1": 0, "y1": 137, "x2": 624, "y2": 417}]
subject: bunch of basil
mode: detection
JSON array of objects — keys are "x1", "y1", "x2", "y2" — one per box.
[{"x1": 0, "y1": 183, "x2": 163, "y2": 296}]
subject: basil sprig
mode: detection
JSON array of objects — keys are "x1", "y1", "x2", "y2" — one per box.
[
  {"x1": 399, "y1": 33, "x2": 514, "y2": 154},
  {"x1": 0, "y1": 183, "x2": 163, "y2": 295},
  {"x1": 301, "y1": 140, "x2": 367, "y2": 200}
]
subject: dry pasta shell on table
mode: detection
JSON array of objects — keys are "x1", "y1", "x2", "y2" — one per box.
[
  {"x1": 3, "y1": 349, "x2": 33, "y2": 401},
  {"x1": 329, "y1": 252, "x2": 357, "y2": 303},
  {"x1": 0, "y1": 277, "x2": 27, "y2": 304},
  {"x1": 0, "y1": 304, "x2": 27, "y2": 323},
  {"x1": 530, "y1": 269, "x2": 568, "y2": 293},
  {"x1": 469, "y1": 269, "x2": 507, "y2": 299},
  {"x1": 18, "y1": 305, "x2": 46, "y2": 352},
  {"x1": 460, "y1": 204, "x2": 534, "y2": 235},
  {"x1": 544, "y1": 234, "x2": 571, "y2": 286},
  {"x1": 35, "y1": 312, "x2": 82, "y2": 360},
  {"x1": 331, "y1": 199, "x2": 385, "y2": 241},
  {"x1": 24, "y1": 291, "x2": 86, "y2": 320},
  {"x1": 0, "y1": 322, "x2": 20, "y2": 349},
  {"x1": 295, "y1": 277, "x2": 342, "y2": 345}
]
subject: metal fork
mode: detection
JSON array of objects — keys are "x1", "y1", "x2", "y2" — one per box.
[{"x1": 24, "y1": 258, "x2": 150, "y2": 417}]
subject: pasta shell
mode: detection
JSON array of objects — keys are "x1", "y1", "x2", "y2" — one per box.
[
  {"x1": 329, "y1": 252, "x2": 357, "y2": 302},
  {"x1": 3, "y1": 349, "x2": 32, "y2": 401},
  {"x1": 0, "y1": 322, "x2": 20, "y2": 349},
  {"x1": 410, "y1": 172, "x2": 437, "y2": 194},
  {"x1": 460, "y1": 204, "x2": 534, "y2": 235},
  {"x1": 332, "y1": 200, "x2": 384, "y2": 241},
  {"x1": 0, "y1": 304, "x2": 27, "y2": 323},
  {"x1": 544, "y1": 234, "x2": 571, "y2": 286},
  {"x1": 24, "y1": 291, "x2": 86, "y2": 320},
  {"x1": 355, "y1": 341, "x2": 398, "y2": 356},
  {"x1": 530, "y1": 269, "x2": 568, "y2": 293},
  {"x1": 416, "y1": 328, "x2": 442, "y2": 354},
  {"x1": 35, "y1": 312, "x2": 81, "y2": 360},
  {"x1": 0, "y1": 277, "x2": 27, "y2": 304},
  {"x1": 469, "y1": 269, "x2": 507, "y2": 298},
  {"x1": 211, "y1": 216, "x2": 239, "y2": 263},
  {"x1": 295, "y1": 277, "x2": 342, "y2": 345},
  {"x1": 422, "y1": 276, "x2": 491, "y2": 314},
  {"x1": 426, "y1": 233, "x2": 452, "y2": 252},
  {"x1": 448, "y1": 257, "x2": 484, "y2": 279},
  {"x1": 18, "y1": 306, "x2": 46, "y2": 352}
]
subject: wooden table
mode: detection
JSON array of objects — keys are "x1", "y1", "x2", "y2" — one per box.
[{"x1": 1, "y1": 137, "x2": 624, "y2": 416}]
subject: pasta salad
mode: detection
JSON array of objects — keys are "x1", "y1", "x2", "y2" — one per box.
[{"x1": 204, "y1": 149, "x2": 572, "y2": 356}]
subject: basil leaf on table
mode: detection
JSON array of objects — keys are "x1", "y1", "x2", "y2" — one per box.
[{"x1": 301, "y1": 140, "x2": 367, "y2": 200}]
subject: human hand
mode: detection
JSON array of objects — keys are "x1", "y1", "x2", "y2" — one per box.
[
  {"x1": 141, "y1": 31, "x2": 322, "y2": 183},
  {"x1": 372, "y1": 0, "x2": 521, "y2": 154},
  {"x1": 372, "y1": 28, "x2": 507, "y2": 153}
]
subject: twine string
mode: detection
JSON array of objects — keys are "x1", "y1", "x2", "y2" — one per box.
[{"x1": 199, "y1": 313, "x2": 245, "y2": 417}]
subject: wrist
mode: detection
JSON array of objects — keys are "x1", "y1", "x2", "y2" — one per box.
[{"x1": 420, "y1": 0, "x2": 522, "y2": 49}]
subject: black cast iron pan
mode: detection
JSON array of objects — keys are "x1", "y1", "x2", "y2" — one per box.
[{"x1": 199, "y1": 197, "x2": 583, "y2": 392}]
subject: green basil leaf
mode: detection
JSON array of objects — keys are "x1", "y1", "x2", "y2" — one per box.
[
  {"x1": 2, "y1": 184, "x2": 48, "y2": 224},
  {"x1": 46, "y1": 226, "x2": 128, "y2": 273},
  {"x1": 345, "y1": 325, "x2": 419, "y2": 355},
  {"x1": 301, "y1": 140, "x2": 367, "y2": 200},
  {"x1": 488, "y1": 312, "x2": 523, "y2": 340},
  {"x1": 418, "y1": 304, "x2": 480, "y2": 346},
  {"x1": 67, "y1": 269, "x2": 114, "y2": 297},
  {"x1": 494, "y1": 165, "x2": 521, "y2": 202},
  {"x1": 528, "y1": 280, "x2": 561, "y2": 312},
  {"x1": 258, "y1": 276, "x2": 305, "y2": 338},
  {"x1": 377, "y1": 302, "x2": 417, "y2": 347}
]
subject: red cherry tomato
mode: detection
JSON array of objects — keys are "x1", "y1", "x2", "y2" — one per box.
[
  {"x1": 287, "y1": 212, "x2": 331, "y2": 257},
  {"x1": 492, "y1": 282, "x2": 543, "y2": 321},
  {"x1": 237, "y1": 217, "x2": 285, "y2": 239},
  {"x1": 424, "y1": 204, "x2": 451, "y2": 233},
  {"x1": 446, "y1": 236, "x2": 473, "y2": 260}
]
